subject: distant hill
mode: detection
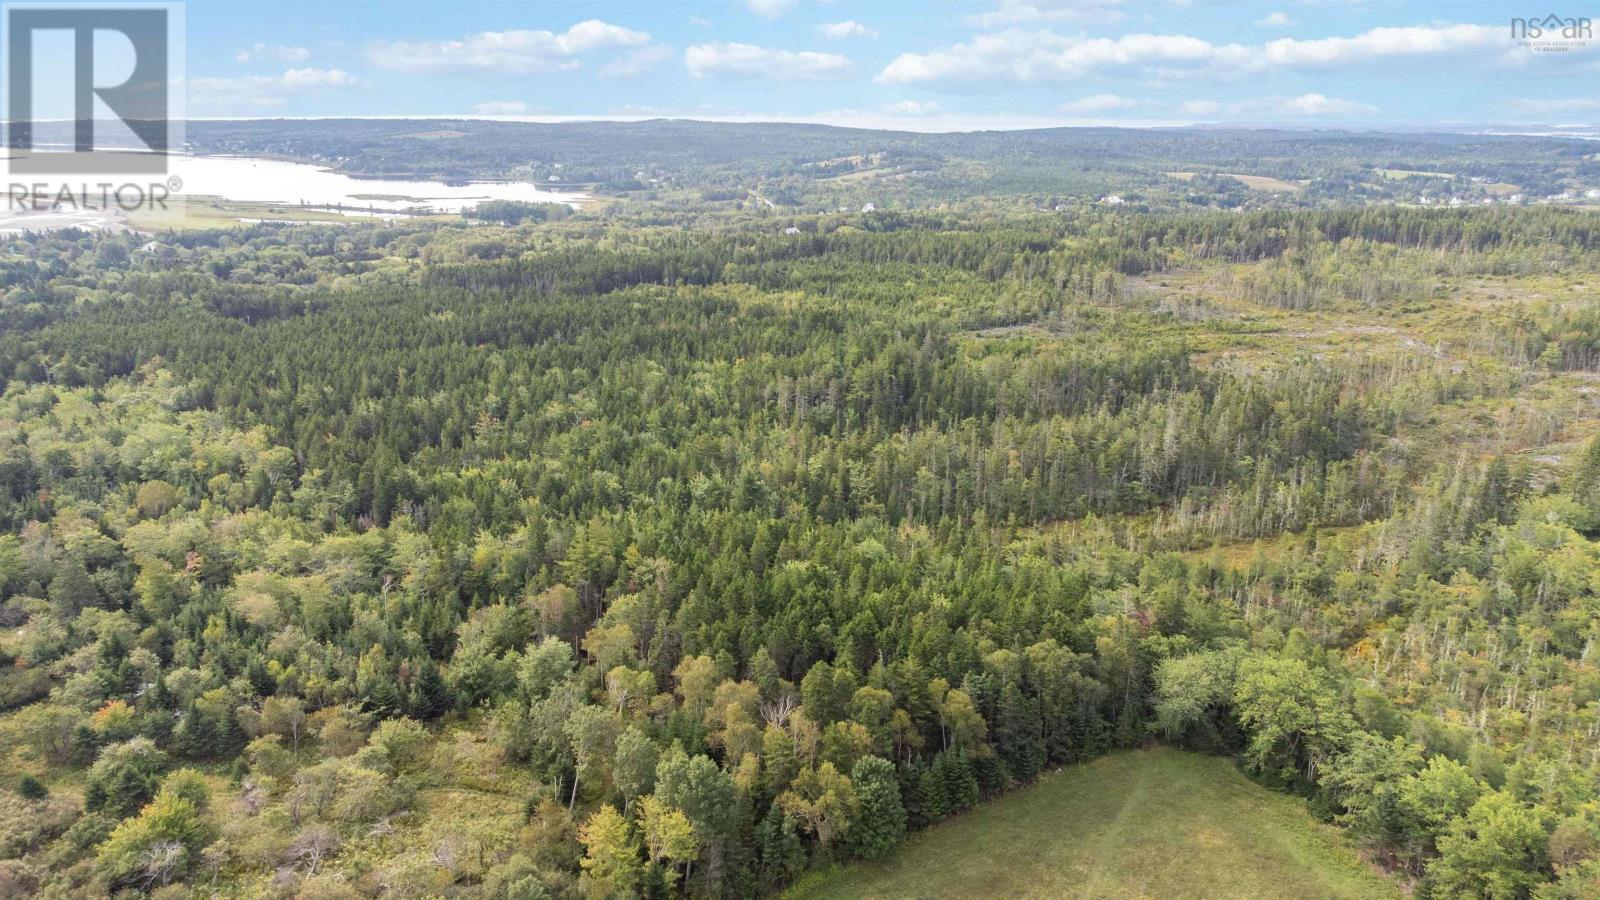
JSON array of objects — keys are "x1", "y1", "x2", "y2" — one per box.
[{"x1": 180, "y1": 118, "x2": 1600, "y2": 208}]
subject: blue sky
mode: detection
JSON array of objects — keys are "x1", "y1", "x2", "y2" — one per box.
[{"x1": 179, "y1": 0, "x2": 1600, "y2": 130}]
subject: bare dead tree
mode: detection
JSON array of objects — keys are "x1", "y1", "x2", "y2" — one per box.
[
  {"x1": 140, "y1": 841, "x2": 185, "y2": 890},
  {"x1": 288, "y1": 824, "x2": 341, "y2": 874},
  {"x1": 760, "y1": 691, "x2": 799, "y2": 728}
]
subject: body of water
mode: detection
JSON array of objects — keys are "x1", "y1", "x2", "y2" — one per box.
[
  {"x1": 0, "y1": 153, "x2": 587, "y2": 234},
  {"x1": 172, "y1": 154, "x2": 588, "y2": 213}
]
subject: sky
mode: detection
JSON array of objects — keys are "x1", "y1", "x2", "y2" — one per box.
[{"x1": 171, "y1": 0, "x2": 1600, "y2": 131}]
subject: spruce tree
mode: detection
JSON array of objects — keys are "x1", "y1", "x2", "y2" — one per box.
[
  {"x1": 917, "y1": 763, "x2": 949, "y2": 823},
  {"x1": 846, "y1": 756, "x2": 906, "y2": 860},
  {"x1": 756, "y1": 803, "x2": 805, "y2": 883}
]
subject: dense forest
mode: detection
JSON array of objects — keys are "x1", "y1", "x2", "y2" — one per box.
[{"x1": 2, "y1": 200, "x2": 1600, "y2": 898}]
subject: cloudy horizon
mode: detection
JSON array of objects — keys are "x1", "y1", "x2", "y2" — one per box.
[{"x1": 176, "y1": 0, "x2": 1598, "y2": 132}]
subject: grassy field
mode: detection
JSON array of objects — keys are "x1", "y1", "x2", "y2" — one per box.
[
  {"x1": 1375, "y1": 167, "x2": 1457, "y2": 180},
  {"x1": 125, "y1": 195, "x2": 468, "y2": 230},
  {"x1": 1163, "y1": 172, "x2": 1305, "y2": 192},
  {"x1": 788, "y1": 748, "x2": 1400, "y2": 900}
]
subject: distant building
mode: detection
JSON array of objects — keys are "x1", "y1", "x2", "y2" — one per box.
[
  {"x1": 1100, "y1": 195, "x2": 1126, "y2": 206},
  {"x1": 861, "y1": 202, "x2": 876, "y2": 212},
  {"x1": 783, "y1": 226, "x2": 801, "y2": 235}
]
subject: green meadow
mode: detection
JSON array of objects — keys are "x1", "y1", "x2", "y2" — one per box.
[{"x1": 790, "y1": 749, "x2": 1400, "y2": 900}]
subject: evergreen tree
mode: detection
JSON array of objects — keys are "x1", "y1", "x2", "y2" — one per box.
[
  {"x1": 756, "y1": 804, "x2": 806, "y2": 884},
  {"x1": 408, "y1": 657, "x2": 452, "y2": 720},
  {"x1": 995, "y1": 682, "x2": 1045, "y2": 785},
  {"x1": 914, "y1": 764, "x2": 948, "y2": 826},
  {"x1": 48, "y1": 556, "x2": 99, "y2": 616},
  {"x1": 847, "y1": 756, "x2": 906, "y2": 860},
  {"x1": 935, "y1": 751, "x2": 980, "y2": 813}
]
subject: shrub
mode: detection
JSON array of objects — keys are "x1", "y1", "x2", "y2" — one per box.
[{"x1": 16, "y1": 775, "x2": 46, "y2": 800}]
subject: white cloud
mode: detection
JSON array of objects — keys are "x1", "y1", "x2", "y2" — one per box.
[
  {"x1": 235, "y1": 43, "x2": 311, "y2": 64},
  {"x1": 367, "y1": 20, "x2": 651, "y2": 73},
  {"x1": 1277, "y1": 92, "x2": 1373, "y2": 114},
  {"x1": 1513, "y1": 97, "x2": 1600, "y2": 113},
  {"x1": 1255, "y1": 12, "x2": 1292, "y2": 28},
  {"x1": 1058, "y1": 93, "x2": 1135, "y2": 113},
  {"x1": 819, "y1": 21, "x2": 878, "y2": 40},
  {"x1": 878, "y1": 23, "x2": 1500, "y2": 83},
  {"x1": 1261, "y1": 24, "x2": 1496, "y2": 66},
  {"x1": 880, "y1": 31, "x2": 1227, "y2": 83},
  {"x1": 599, "y1": 45, "x2": 673, "y2": 77},
  {"x1": 1180, "y1": 93, "x2": 1375, "y2": 117},
  {"x1": 746, "y1": 0, "x2": 798, "y2": 18},
  {"x1": 689, "y1": 16, "x2": 714, "y2": 27},
  {"x1": 607, "y1": 103, "x2": 748, "y2": 118},
  {"x1": 191, "y1": 68, "x2": 355, "y2": 110},
  {"x1": 685, "y1": 43, "x2": 851, "y2": 80},
  {"x1": 562, "y1": 109, "x2": 1189, "y2": 132},
  {"x1": 883, "y1": 99, "x2": 942, "y2": 115},
  {"x1": 472, "y1": 100, "x2": 528, "y2": 115},
  {"x1": 278, "y1": 68, "x2": 354, "y2": 89},
  {"x1": 970, "y1": 0, "x2": 1127, "y2": 28}
]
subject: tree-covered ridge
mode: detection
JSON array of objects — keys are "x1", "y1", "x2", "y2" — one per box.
[
  {"x1": 0, "y1": 206, "x2": 1598, "y2": 897},
  {"x1": 172, "y1": 119, "x2": 1600, "y2": 208}
]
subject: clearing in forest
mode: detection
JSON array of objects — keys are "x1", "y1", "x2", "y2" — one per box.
[{"x1": 789, "y1": 748, "x2": 1400, "y2": 900}]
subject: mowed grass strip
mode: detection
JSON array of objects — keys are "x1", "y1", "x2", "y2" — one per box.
[{"x1": 788, "y1": 748, "x2": 1400, "y2": 900}]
